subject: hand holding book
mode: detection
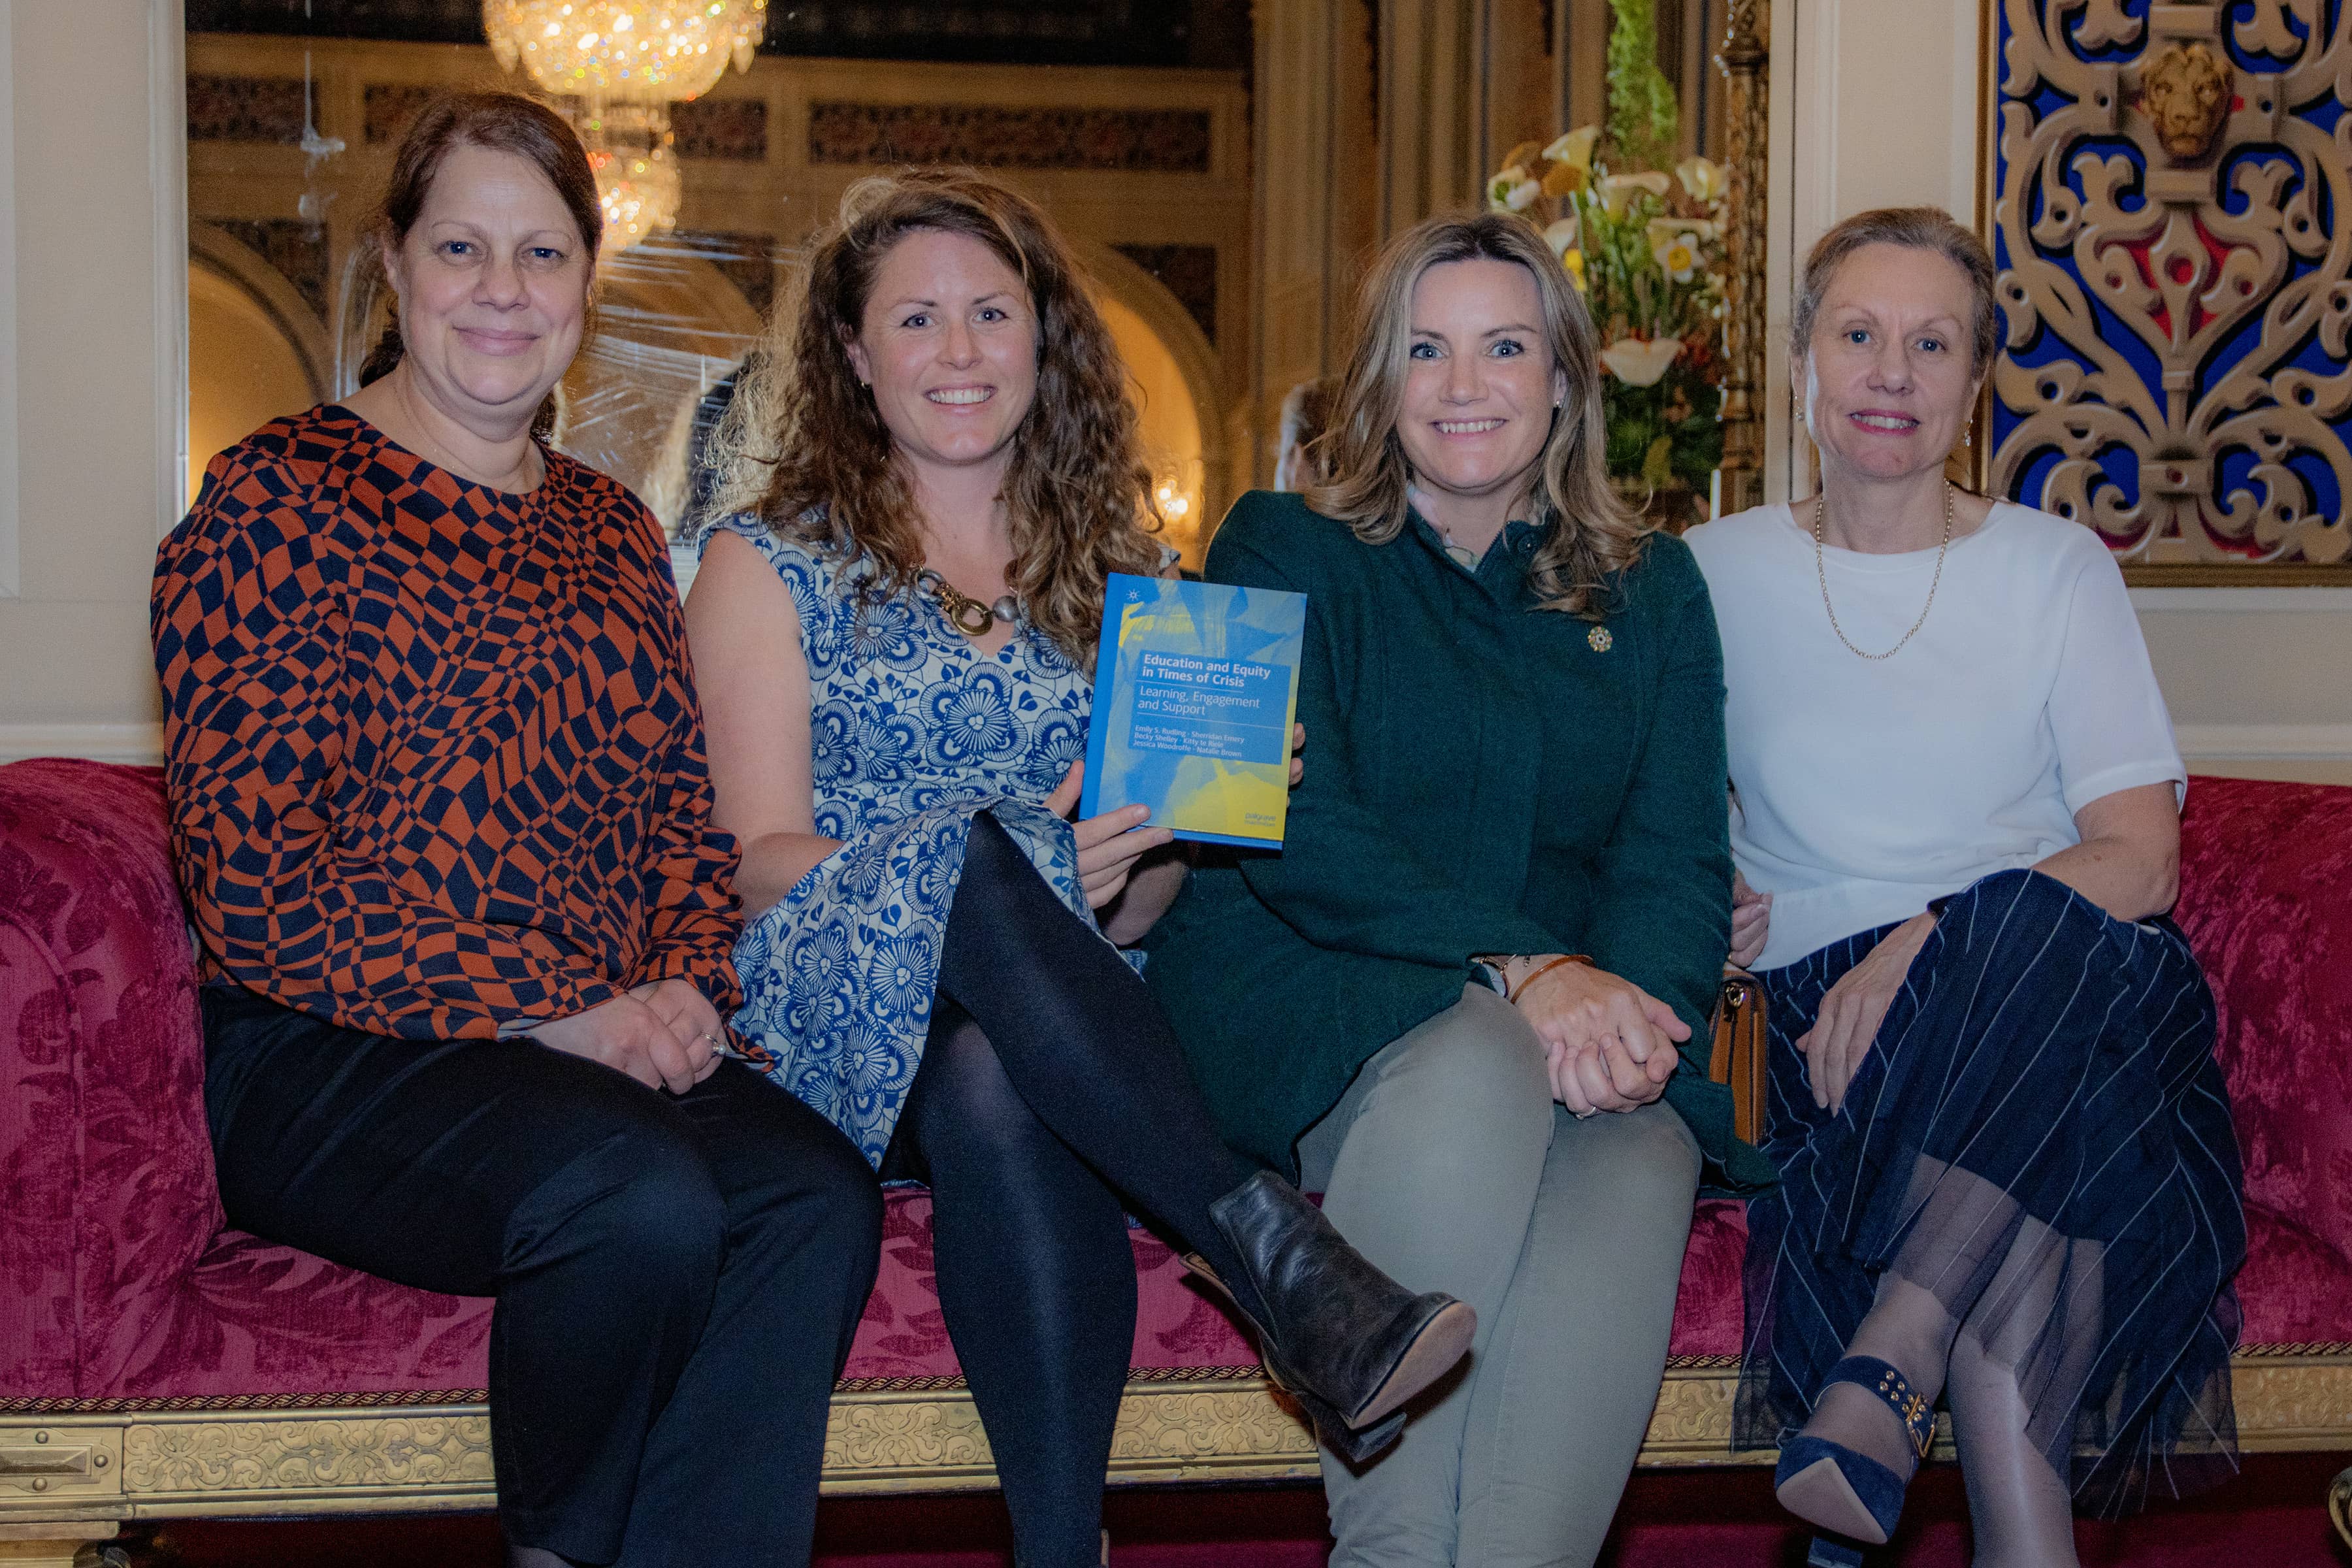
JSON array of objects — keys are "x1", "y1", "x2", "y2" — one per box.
[
  {"x1": 1080, "y1": 574, "x2": 1310, "y2": 847},
  {"x1": 1049, "y1": 725, "x2": 1307, "y2": 906}
]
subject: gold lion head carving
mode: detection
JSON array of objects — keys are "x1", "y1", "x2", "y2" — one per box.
[{"x1": 2142, "y1": 42, "x2": 2233, "y2": 162}]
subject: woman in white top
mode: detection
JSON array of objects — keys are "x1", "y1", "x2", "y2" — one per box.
[{"x1": 1685, "y1": 208, "x2": 2245, "y2": 1568}]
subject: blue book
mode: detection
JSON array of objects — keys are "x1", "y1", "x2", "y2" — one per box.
[{"x1": 1080, "y1": 573, "x2": 1307, "y2": 848}]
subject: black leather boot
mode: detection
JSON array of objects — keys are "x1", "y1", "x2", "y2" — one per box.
[{"x1": 1184, "y1": 1170, "x2": 1475, "y2": 1463}]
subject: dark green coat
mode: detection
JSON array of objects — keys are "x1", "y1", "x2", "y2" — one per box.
[{"x1": 1141, "y1": 489, "x2": 1777, "y2": 1195}]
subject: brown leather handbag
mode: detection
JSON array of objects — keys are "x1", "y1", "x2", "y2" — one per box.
[{"x1": 1707, "y1": 968, "x2": 1768, "y2": 1147}]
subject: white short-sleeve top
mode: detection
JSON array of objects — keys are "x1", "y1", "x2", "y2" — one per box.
[{"x1": 1682, "y1": 501, "x2": 2184, "y2": 970}]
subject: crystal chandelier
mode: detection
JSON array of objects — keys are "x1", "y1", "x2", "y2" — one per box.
[{"x1": 482, "y1": 1, "x2": 767, "y2": 253}]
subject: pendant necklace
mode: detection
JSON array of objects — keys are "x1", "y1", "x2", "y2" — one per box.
[
  {"x1": 1411, "y1": 485, "x2": 1483, "y2": 569},
  {"x1": 1814, "y1": 482, "x2": 1952, "y2": 661},
  {"x1": 917, "y1": 568, "x2": 1021, "y2": 639}
]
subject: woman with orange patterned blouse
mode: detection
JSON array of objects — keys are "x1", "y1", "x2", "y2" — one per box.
[{"x1": 150, "y1": 94, "x2": 881, "y2": 1568}]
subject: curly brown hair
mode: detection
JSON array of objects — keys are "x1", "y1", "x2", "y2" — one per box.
[
  {"x1": 1305, "y1": 210, "x2": 1644, "y2": 620},
  {"x1": 706, "y1": 170, "x2": 1165, "y2": 659}
]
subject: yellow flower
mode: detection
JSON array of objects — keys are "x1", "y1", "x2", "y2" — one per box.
[
  {"x1": 1543, "y1": 125, "x2": 1601, "y2": 172},
  {"x1": 1652, "y1": 237, "x2": 1699, "y2": 282},
  {"x1": 1562, "y1": 249, "x2": 1588, "y2": 291},
  {"x1": 1676, "y1": 155, "x2": 1730, "y2": 204},
  {"x1": 1541, "y1": 161, "x2": 1588, "y2": 197},
  {"x1": 1502, "y1": 140, "x2": 1548, "y2": 174}
]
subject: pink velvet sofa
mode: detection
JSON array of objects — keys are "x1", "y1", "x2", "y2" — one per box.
[{"x1": 4, "y1": 757, "x2": 2349, "y2": 1563}]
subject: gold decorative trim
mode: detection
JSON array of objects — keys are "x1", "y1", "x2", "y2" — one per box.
[
  {"x1": 1985, "y1": 0, "x2": 2352, "y2": 579},
  {"x1": 1713, "y1": 0, "x2": 1769, "y2": 516},
  {"x1": 2, "y1": 1352, "x2": 2344, "y2": 1522}
]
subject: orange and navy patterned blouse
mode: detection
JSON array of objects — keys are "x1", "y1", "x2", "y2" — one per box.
[{"x1": 152, "y1": 404, "x2": 744, "y2": 1041}]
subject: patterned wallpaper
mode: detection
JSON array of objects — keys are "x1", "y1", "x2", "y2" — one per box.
[
  {"x1": 671, "y1": 99, "x2": 770, "y2": 162},
  {"x1": 187, "y1": 74, "x2": 306, "y2": 144},
  {"x1": 807, "y1": 103, "x2": 1213, "y2": 172},
  {"x1": 362, "y1": 84, "x2": 438, "y2": 146}
]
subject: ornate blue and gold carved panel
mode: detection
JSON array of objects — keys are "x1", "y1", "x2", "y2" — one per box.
[{"x1": 1990, "y1": 0, "x2": 2352, "y2": 578}]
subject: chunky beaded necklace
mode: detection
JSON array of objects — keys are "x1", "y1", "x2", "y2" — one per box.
[{"x1": 916, "y1": 567, "x2": 1021, "y2": 638}]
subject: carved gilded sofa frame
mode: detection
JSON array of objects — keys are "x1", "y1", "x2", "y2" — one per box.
[{"x1": 9, "y1": 1352, "x2": 2352, "y2": 1565}]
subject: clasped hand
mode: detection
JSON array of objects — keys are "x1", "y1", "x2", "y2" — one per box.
[
  {"x1": 529, "y1": 977, "x2": 727, "y2": 1094},
  {"x1": 1512, "y1": 959, "x2": 1688, "y2": 1116}
]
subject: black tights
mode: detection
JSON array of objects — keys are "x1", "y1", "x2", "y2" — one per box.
[{"x1": 881, "y1": 814, "x2": 1263, "y2": 1567}]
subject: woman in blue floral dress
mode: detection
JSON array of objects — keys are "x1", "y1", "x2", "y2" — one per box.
[{"x1": 684, "y1": 171, "x2": 1475, "y2": 1567}]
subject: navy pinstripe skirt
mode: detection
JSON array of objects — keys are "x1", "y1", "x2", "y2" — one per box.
[{"x1": 1735, "y1": 869, "x2": 2246, "y2": 1514}]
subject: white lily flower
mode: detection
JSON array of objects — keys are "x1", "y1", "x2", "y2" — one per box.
[
  {"x1": 1598, "y1": 170, "x2": 1672, "y2": 216},
  {"x1": 1646, "y1": 216, "x2": 1718, "y2": 246},
  {"x1": 1543, "y1": 216, "x2": 1580, "y2": 258},
  {"x1": 1543, "y1": 125, "x2": 1602, "y2": 172},
  {"x1": 1599, "y1": 336, "x2": 1683, "y2": 387},
  {"x1": 1676, "y1": 155, "x2": 1730, "y2": 203},
  {"x1": 1486, "y1": 165, "x2": 1541, "y2": 212}
]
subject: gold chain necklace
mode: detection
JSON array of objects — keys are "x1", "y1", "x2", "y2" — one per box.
[
  {"x1": 1813, "y1": 483, "x2": 1952, "y2": 661},
  {"x1": 915, "y1": 568, "x2": 1021, "y2": 638}
]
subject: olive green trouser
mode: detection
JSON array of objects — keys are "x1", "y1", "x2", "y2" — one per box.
[{"x1": 1296, "y1": 985, "x2": 1702, "y2": 1568}]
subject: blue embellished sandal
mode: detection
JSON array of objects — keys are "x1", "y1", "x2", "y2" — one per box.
[{"x1": 1773, "y1": 1354, "x2": 1935, "y2": 1547}]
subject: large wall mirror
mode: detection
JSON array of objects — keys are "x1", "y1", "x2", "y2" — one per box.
[{"x1": 183, "y1": 0, "x2": 1249, "y2": 564}]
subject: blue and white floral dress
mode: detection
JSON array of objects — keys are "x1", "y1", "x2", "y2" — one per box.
[{"x1": 706, "y1": 514, "x2": 1110, "y2": 1167}]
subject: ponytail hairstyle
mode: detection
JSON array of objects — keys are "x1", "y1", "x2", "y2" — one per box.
[{"x1": 358, "y1": 91, "x2": 602, "y2": 440}]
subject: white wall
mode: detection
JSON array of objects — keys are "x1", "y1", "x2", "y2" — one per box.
[
  {"x1": 0, "y1": 1, "x2": 183, "y2": 765},
  {"x1": 0, "y1": 1, "x2": 19, "y2": 604},
  {"x1": 1767, "y1": 0, "x2": 2352, "y2": 787}
]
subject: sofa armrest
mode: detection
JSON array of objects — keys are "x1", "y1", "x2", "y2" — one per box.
[
  {"x1": 2177, "y1": 776, "x2": 2352, "y2": 1269},
  {"x1": 0, "y1": 759, "x2": 220, "y2": 1398}
]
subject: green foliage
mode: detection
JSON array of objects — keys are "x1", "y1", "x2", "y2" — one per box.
[
  {"x1": 1601, "y1": 359, "x2": 1725, "y2": 494},
  {"x1": 1605, "y1": 0, "x2": 1679, "y2": 171}
]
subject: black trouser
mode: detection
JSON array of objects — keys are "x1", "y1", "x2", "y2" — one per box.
[
  {"x1": 879, "y1": 814, "x2": 1264, "y2": 1568},
  {"x1": 200, "y1": 985, "x2": 885, "y2": 1568}
]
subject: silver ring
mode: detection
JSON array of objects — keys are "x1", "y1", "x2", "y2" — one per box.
[
  {"x1": 1573, "y1": 1108, "x2": 1598, "y2": 1120},
  {"x1": 702, "y1": 1032, "x2": 723, "y2": 1048}
]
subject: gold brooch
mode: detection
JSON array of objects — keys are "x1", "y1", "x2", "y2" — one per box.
[{"x1": 1588, "y1": 625, "x2": 1614, "y2": 653}]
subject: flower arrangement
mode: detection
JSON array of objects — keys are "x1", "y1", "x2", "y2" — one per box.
[
  {"x1": 1488, "y1": 133, "x2": 1729, "y2": 519},
  {"x1": 1486, "y1": 0, "x2": 1729, "y2": 527}
]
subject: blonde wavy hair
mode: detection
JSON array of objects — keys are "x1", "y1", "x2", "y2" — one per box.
[
  {"x1": 1305, "y1": 211, "x2": 1644, "y2": 619},
  {"x1": 704, "y1": 170, "x2": 1164, "y2": 659}
]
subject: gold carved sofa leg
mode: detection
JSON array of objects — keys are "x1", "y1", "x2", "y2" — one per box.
[{"x1": 0, "y1": 1522, "x2": 121, "y2": 1568}]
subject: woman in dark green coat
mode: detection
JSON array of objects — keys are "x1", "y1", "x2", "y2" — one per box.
[{"x1": 1143, "y1": 211, "x2": 1772, "y2": 1566}]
